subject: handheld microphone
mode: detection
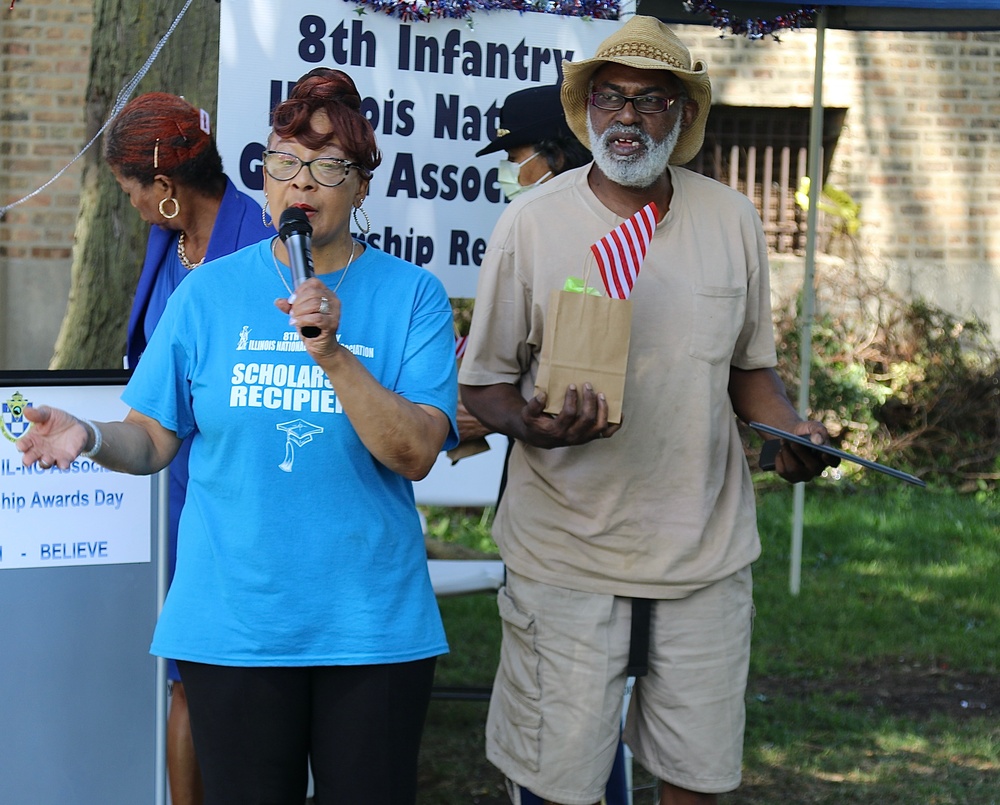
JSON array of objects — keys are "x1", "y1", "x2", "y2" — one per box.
[{"x1": 278, "y1": 207, "x2": 320, "y2": 338}]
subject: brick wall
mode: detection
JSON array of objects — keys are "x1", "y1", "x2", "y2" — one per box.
[
  {"x1": 678, "y1": 23, "x2": 1000, "y2": 338},
  {"x1": 0, "y1": 0, "x2": 92, "y2": 370}
]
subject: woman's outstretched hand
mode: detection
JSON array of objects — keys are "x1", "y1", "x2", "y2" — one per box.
[{"x1": 15, "y1": 406, "x2": 90, "y2": 470}]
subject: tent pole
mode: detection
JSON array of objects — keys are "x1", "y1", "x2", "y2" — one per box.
[{"x1": 790, "y1": 8, "x2": 826, "y2": 596}]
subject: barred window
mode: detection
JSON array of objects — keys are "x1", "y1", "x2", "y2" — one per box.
[{"x1": 683, "y1": 106, "x2": 847, "y2": 254}]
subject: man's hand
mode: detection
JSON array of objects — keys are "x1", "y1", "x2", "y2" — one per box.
[
  {"x1": 769, "y1": 420, "x2": 840, "y2": 484},
  {"x1": 456, "y1": 401, "x2": 492, "y2": 443},
  {"x1": 521, "y1": 383, "x2": 621, "y2": 449},
  {"x1": 729, "y1": 367, "x2": 839, "y2": 484}
]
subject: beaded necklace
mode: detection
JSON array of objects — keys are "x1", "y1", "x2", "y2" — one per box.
[{"x1": 176, "y1": 231, "x2": 204, "y2": 270}]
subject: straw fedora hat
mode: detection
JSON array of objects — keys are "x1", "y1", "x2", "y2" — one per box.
[{"x1": 561, "y1": 16, "x2": 712, "y2": 166}]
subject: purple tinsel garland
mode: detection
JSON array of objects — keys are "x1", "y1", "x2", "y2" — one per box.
[
  {"x1": 343, "y1": 0, "x2": 620, "y2": 23},
  {"x1": 341, "y1": 0, "x2": 816, "y2": 37},
  {"x1": 682, "y1": 1, "x2": 817, "y2": 40}
]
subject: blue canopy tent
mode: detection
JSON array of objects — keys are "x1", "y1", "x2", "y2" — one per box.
[
  {"x1": 634, "y1": 1, "x2": 1000, "y2": 592},
  {"x1": 647, "y1": 1, "x2": 1000, "y2": 30}
]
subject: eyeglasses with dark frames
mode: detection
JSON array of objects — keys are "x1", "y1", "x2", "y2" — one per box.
[
  {"x1": 262, "y1": 150, "x2": 359, "y2": 188},
  {"x1": 589, "y1": 91, "x2": 682, "y2": 115}
]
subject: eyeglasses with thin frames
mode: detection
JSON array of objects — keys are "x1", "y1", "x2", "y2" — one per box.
[
  {"x1": 262, "y1": 150, "x2": 359, "y2": 188},
  {"x1": 589, "y1": 91, "x2": 682, "y2": 115}
]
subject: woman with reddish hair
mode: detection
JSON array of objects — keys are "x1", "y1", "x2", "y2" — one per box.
[
  {"x1": 103, "y1": 92, "x2": 271, "y2": 805},
  {"x1": 105, "y1": 92, "x2": 272, "y2": 370},
  {"x1": 20, "y1": 71, "x2": 457, "y2": 804}
]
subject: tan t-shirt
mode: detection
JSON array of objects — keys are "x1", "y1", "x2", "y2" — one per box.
[{"x1": 459, "y1": 165, "x2": 776, "y2": 598}]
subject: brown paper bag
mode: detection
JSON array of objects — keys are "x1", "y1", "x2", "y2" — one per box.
[
  {"x1": 534, "y1": 288, "x2": 632, "y2": 424},
  {"x1": 446, "y1": 435, "x2": 490, "y2": 464}
]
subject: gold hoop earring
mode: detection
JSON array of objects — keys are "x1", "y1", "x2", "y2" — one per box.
[
  {"x1": 262, "y1": 198, "x2": 272, "y2": 228},
  {"x1": 352, "y1": 204, "x2": 371, "y2": 235},
  {"x1": 158, "y1": 197, "x2": 180, "y2": 220}
]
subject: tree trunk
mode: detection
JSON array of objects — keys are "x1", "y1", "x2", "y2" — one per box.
[{"x1": 51, "y1": 0, "x2": 220, "y2": 369}]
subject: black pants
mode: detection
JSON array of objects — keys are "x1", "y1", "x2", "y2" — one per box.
[{"x1": 178, "y1": 658, "x2": 437, "y2": 805}]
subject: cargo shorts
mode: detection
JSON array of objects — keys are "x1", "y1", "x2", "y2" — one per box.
[{"x1": 485, "y1": 566, "x2": 754, "y2": 803}]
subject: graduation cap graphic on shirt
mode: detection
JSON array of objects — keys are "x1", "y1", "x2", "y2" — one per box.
[{"x1": 276, "y1": 418, "x2": 324, "y2": 473}]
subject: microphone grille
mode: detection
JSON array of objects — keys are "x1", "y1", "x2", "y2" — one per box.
[{"x1": 278, "y1": 207, "x2": 312, "y2": 240}]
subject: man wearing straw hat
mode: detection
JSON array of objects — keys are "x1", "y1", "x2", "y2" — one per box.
[{"x1": 460, "y1": 16, "x2": 836, "y2": 805}]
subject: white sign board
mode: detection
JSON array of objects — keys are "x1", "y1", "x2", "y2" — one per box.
[
  {"x1": 217, "y1": 1, "x2": 618, "y2": 297},
  {"x1": 0, "y1": 382, "x2": 153, "y2": 569}
]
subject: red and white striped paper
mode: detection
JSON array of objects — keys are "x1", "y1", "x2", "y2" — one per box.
[{"x1": 590, "y1": 201, "x2": 658, "y2": 300}]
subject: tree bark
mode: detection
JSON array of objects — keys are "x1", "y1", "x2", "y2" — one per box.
[{"x1": 51, "y1": 0, "x2": 220, "y2": 369}]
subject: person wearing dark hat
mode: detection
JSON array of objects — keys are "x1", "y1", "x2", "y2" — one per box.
[
  {"x1": 476, "y1": 83, "x2": 591, "y2": 201},
  {"x1": 459, "y1": 16, "x2": 836, "y2": 805},
  {"x1": 456, "y1": 83, "x2": 592, "y2": 450}
]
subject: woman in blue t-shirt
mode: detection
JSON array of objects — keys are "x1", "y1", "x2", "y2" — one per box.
[{"x1": 18, "y1": 69, "x2": 458, "y2": 805}]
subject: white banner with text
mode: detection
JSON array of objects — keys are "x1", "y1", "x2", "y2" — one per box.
[{"x1": 217, "y1": 2, "x2": 618, "y2": 297}]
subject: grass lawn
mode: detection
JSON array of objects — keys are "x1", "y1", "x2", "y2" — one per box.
[{"x1": 418, "y1": 484, "x2": 1000, "y2": 804}]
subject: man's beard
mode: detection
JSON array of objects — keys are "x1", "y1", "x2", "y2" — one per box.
[{"x1": 587, "y1": 114, "x2": 683, "y2": 188}]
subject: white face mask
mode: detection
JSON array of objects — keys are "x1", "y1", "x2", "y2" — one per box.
[{"x1": 497, "y1": 150, "x2": 552, "y2": 201}]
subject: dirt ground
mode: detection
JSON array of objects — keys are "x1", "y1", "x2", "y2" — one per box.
[{"x1": 750, "y1": 660, "x2": 998, "y2": 720}]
